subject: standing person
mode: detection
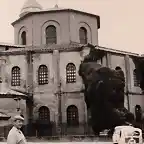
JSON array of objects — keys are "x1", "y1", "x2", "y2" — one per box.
[{"x1": 7, "y1": 115, "x2": 27, "y2": 144}]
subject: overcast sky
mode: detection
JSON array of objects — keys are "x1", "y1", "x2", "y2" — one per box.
[{"x1": 1, "y1": 0, "x2": 144, "y2": 54}]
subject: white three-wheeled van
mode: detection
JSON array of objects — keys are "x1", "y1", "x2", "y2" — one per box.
[{"x1": 112, "y1": 125, "x2": 143, "y2": 144}]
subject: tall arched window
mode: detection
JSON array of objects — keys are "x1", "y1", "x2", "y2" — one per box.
[
  {"x1": 39, "y1": 106, "x2": 50, "y2": 121},
  {"x1": 79, "y1": 27, "x2": 87, "y2": 44},
  {"x1": 38, "y1": 65, "x2": 48, "y2": 85},
  {"x1": 11, "y1": 66, "x2": 21, "y2": 86},
  {"x1": 66, "y1": 63, "x2": 76, "y2": 83},
  {"x1": 133, "y1": 69, "x2": 140, "y2": 87},
  {"x1": 67, "y1": 105, "x2": 79, "y2": 126},
  {"x1": 21, "y1": 31, "x2": 26, "y2": 45},
  {"x1": 45, "y1": 25, "x2": 57, "y2": 44}
]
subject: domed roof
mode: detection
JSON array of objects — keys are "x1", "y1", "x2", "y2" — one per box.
[{"x1": 20, "y1": 0, "x2": 43, "y2": 17}]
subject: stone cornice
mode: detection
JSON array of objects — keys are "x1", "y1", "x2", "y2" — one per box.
[
  {"x1": 0, "y1": 43, "x2": 140, "y2": 57},
  {"x1": 12, "y1": 9, "x2": 100, "y2": 29},
  {"x1": 0, "y1": 43, "x2": 84, "y2": 56}
]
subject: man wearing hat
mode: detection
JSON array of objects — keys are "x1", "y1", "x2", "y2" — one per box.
[{"x1": 7, "y1": 115, "x2": 26, "y2": 144}]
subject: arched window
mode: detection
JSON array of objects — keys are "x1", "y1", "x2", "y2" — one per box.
[
  {"x1": 67, "y1": 105, "x2": 79, "y2": 126},
  {"x1": 21, "y1": 31, "x2": 26, "y2": 45},
  {"x1": 11, "y1": 66, "x2": 21, "y2": 86},
  {"x1": 45, "y1": 25, "x2": 57, "y2": 44},
  {"x1": 79, "y1": 27, "x2": 87, "y2": 44},
  {"x1": 38, "y1": 65, "x2": 48, "y2": 85},
  {"x1": 133, "y1": 69, "x2": 140, "y2": 87},
  {"x1": 39, "y1": 106, "x2": 50, "y2": 121},
  {"x1": 66, "y1": 63, "x2": 76, "y2": 83}
]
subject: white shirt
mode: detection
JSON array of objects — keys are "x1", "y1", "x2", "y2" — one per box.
[{"x1": 7, "y1": 126, "x2": 27, "y2": 144}]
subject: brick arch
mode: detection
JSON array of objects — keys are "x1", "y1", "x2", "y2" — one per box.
[
  {"x1": 41, "y1": 20, "x2": 61, "y2": 44},
  {"x1": 33, "y1": 104, "x2": 50, "y2": 113},
  {"x1": 18, "y1": 26, "x2": 28, "y2": 45},
  {"x1": 33, "y1": 104, "x2": 51, "y2": 121},
  {"x1": 78, "y1": 22, "x2": 92, "y2": 44}
]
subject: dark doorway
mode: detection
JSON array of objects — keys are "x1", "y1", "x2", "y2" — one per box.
[
  {"x1": 37, "y1": 106, "x2": 52, "y2": 136},
  {"x1": 135, "y1": 105, "x2": 142, "y2": 122}
]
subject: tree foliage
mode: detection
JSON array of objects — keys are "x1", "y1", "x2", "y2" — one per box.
[{"x1": 79, "y1": 44, "x2": 134, "y2": 135}]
